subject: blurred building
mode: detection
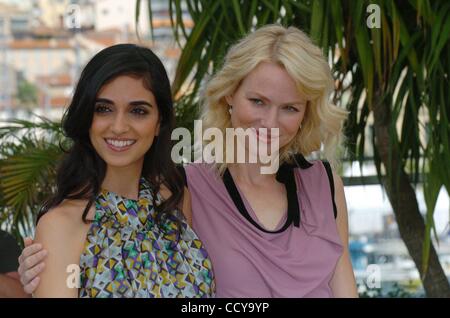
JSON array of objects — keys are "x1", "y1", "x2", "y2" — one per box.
[
  {"x1": 34, "y1": 0, "x2": 72, "y2": 29},
  {"x1": 0, "y1": 62, "x2": 17, "y2": 110},
  {"x1": 94, "y1": 0, "x2": 149, "y2": 35},
  {"x1": 0, "y1": 0, "x2": 191, "y2": 119},
  {"x1": 36, "y1": 73, "x2": 72, "y2": 110},
  {"x1": 0, "y1": 2, "x2": 34, "y2": 38},
  {"x1": 32, "y1": 0, "x2": 94, "y2": 30},
  {"x1": 6, "y1": 38, "x2": 73, "y2": 81}
]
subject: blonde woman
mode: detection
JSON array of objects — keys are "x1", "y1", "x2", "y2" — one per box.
[
  {"x1": 18, "y1": 25, "x2": 357, "y2": 297},
  {"x1": 184, "y1": 24, "x2": 358, "y2": 297}
]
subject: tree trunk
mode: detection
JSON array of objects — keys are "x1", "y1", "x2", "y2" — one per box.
[{"x1": 372, "y1": 97, "x2": 450, "y2": 297}]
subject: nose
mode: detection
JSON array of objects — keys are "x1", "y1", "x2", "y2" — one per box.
[
  {"x1": 260, "y1": 106, "x2": 279, "y2": 129},
  {"x1": 111, "y1": 112, "x2": 130, "y2": 135}
]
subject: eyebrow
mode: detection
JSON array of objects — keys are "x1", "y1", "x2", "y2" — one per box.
[
  {"x1": 95, "y1": 98, "x2": 154, "y2": 108},
  {"x1": 246, "y1": 91, "x2": 306, "y2": 105}
]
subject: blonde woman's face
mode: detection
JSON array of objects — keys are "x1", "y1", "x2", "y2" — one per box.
[{"x1": 226, "y1": 61, "x2": 307, "y2": 149}]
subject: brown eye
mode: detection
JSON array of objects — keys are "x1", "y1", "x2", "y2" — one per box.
[
  {"x1": 94, "y1": 104, "x2": 112, "y2": 113},
  {"x1": 131, "y1": 107, "x2": 148, "y2": 116}
]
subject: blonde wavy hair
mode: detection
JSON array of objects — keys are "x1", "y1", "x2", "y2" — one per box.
[{"x1": 199, "y1": 24, "x2": 348, "y2": 174}]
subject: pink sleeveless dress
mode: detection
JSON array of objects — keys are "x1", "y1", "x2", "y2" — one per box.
[{"x1": 185, "y1": 158, "x2": 343, "y2": 297}]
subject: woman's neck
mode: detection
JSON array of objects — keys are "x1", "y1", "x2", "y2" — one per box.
[
  {"x1": 228, "y1": 162, "x2": 277, "y2": 186},
  {"x1": 102, "y1": 163, "x2": 143, "y2": 200}
]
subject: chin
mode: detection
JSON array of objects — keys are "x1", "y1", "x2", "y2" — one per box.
[{"x1": 103, "y1": 157, "x2": 140, "y2": 169}]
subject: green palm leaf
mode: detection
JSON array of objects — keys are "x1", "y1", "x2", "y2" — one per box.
[{"x1": 0, "y1": 116, "x2": 65, "y2": 242}]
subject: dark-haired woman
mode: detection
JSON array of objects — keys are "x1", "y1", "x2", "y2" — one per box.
[
  {"x1": 19, "y1": 25, "x2": 357, "y2": 298},
  {"x1": 31, "y1": 44, "x2": 214, "y2": 297}
]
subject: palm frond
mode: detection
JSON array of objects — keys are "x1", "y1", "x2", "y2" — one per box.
[{"x1": 0, "y1": 116, "x2": 65, "y2": 240}]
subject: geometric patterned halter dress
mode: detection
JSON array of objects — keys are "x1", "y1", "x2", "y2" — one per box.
[{"x1": 78, "y1": 178, "x2": 215, "y2": 298}]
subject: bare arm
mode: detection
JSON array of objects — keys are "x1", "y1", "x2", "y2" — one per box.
[
  {"x1": 33, "y1": 209, "x2": 82, "y2": 298},
  {"x1": 0, "y1": 273, "x2": 29, "y2": 298},
  {"x1": 329, "y1": 171, "x2": 359, "y2": 298}
]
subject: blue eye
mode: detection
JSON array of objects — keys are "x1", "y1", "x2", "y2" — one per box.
[
  {"x1": 284, "y1": 105, "x2": 299, "y2": 112},
  {"x1": 250, "y1": 98, "x2": 264, "y2": 106}
]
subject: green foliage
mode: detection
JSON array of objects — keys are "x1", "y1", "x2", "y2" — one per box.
[
  {"x1": 17, "y1": 80, "x2": 38, "y2": 107},
  {"x1": 0, "y1": 116, "x2": 66, "y2": 243},
  {"x1": 358, "y1": 282, "x2": 421, "y2": 298}
]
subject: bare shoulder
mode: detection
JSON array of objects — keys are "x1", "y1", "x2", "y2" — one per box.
[
  {"x1": 37, "y1": 199, "x2": 91, "y2": 227},
  {"x1": 35, "y1": 204, "x2": 74, "y2": 236},
  {"x1": 35, "y1": 199, "x2": 94, "y2": 246}
]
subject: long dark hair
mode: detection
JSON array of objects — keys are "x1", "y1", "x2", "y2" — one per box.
[{"x1": 38, "y1": 44, "x2": 184, "y2": 232}]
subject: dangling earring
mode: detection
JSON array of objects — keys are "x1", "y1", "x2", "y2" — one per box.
[{"x1": 228, "y1": 105, "x2": 233, "y2": 114}]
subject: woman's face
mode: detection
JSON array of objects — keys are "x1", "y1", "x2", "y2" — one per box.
[
  {"x1": 226, "y1": 61, "x2": 307, "y2": 150},
  {"x1": 89, "y1": 75, "x2": 160, "y2": 171}
]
